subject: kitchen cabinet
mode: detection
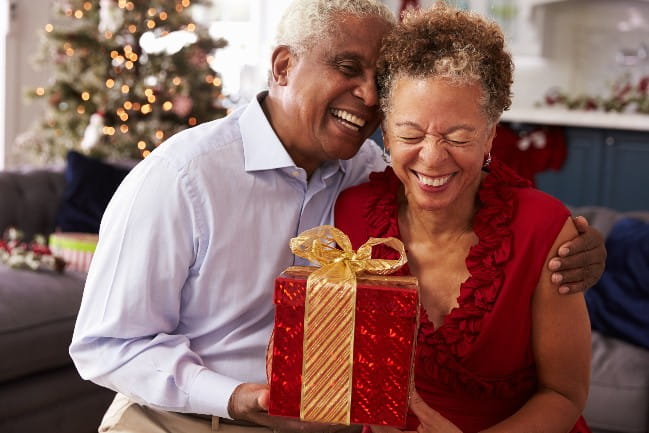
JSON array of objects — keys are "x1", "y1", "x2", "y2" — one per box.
[{"x1": 536, "y1": 127, "x2": 649, "y2": 211}]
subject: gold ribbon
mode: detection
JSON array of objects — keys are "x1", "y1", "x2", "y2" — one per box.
[{"x1": 290, "y1": 225, "x2": 407, "y2": 425}]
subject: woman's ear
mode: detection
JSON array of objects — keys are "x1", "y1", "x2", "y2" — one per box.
[
  {"x1": 270, "y1": 46, "x2": 292, "y2": 86},
  {"x1": 484, "y1": 123, "x2": 497, "y2": 154}
]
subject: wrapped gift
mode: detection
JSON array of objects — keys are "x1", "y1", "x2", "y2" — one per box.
[
  {"x1": 268, "y1": 226, "x2": 419, "y2": 428},
  {"x1": 49, "y1": 233, "x2": 98, "y2": 273}
]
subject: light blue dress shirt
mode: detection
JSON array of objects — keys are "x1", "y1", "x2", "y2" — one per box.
[{"x1": 69, "y1": 92, "x2": 386, "y2": 418}]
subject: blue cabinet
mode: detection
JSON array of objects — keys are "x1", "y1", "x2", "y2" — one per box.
[{"x1": 536, "y1": 127, "x2": 649, "y2": 211}]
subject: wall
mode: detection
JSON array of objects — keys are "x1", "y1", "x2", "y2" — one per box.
[
  {"x1": 511, "y1": 0, "x2": 649, "y2": 110},
  {"x1": 0, "y1": 0, "x2": 50, "y2": 169}
]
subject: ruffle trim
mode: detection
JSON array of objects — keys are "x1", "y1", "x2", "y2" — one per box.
[{"x1": 363, "y1": 161, "x2": 534, "y2": 397}]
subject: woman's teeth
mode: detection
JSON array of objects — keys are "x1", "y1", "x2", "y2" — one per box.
[
  {"x1": 331, "y1": 109, "x2": 366, "y2": 131},
  {"x1": 417, "y1": 173, "x2": 452, "y2": 187}
]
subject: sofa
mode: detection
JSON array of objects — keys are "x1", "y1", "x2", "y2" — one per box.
[
  {"x1": 571, "y1": 206, "x2": 649, "y2": 433},
  {"x1": 0, "y1": 168, "x2": 115, "y2": 433},
  {"x1": 0, "y1": 165, "x2": 647, "y2": 433}
]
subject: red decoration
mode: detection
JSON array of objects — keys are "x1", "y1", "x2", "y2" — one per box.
[
  {"x1": 492, "y1": 124, "x2": 567, "y2": 186},
  {"x1": 268, "y1": 266, "x2": 419, "y2": 428}
]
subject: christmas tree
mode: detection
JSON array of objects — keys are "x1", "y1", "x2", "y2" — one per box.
[{"x1": 17, "y1": 0, "x2": 227, "y2": 164}]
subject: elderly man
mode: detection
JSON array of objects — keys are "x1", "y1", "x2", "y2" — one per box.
[{"x1": 70, "y1": 1, "x2": 605, "y2": 432}]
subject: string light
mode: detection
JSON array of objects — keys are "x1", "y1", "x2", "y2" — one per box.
[
  {"x1": 182, "y1": 0, "x2": 191, "y2": 7},
  {"x1": 213, "y1": 77, "x2": 222, "y2": 87},
  {"x1": 81, "y1": 91, "x2": 90, "y2": 101},
  {"x1": 128, "y1": 25, "x2": 137, "y2": 33},
  {"x1": 121, "y1": 85, "x2": 130, "y2": 94},
  {"x1": 118, "y1": 0, "x2": 127, "y2": 8},
  {"x1": 155, "y1": 130, "x2": 164, "y2": 139},
  {"x1": 162, "y1": 101, "x2": 173, "y2": 111},
  {"x1": 74, "y1": 10, "x2": 84, "y2": 19},
  {"x1": 172, "y1": 77, "x2": 182, "y2": 86},
  {"x1": 188, "y1": 117, "x2": 197, "y2": 126},
  {"x1": 106, "y1": 79, "x2": 115, "y2": 88},
  {"x1": 137, "y1": 141, "x2": 147, "y2": 150},
  {"x1": 142, "y1": 150, "x2": 151, "y2": 158},
  {"x1": 146, "y1": 20, "x2": 156, "y2": 29},
  {"x1": 123, "y1": 101, "x2": 133, "y2": 110},
  {"x1": 77, "y1": 105, "x2": 86, "y2": 114},
  {"x1": 83, "y1": 2, "x2": 92, "y2": 11},
  {"x1": 141, "y1": 104, "x2": 152, "y2": 114},
  {"x1": 186, "y1": 23, "x2": 196, "y2": 32},
  {"x1": 45, "y1": 24, "x2": 53, "y2": 32},
  {"x1": 160, "y1": 11, "x2": 168, "y2": 20},
  {"x1": 125, "y1": 2, "x2": 135, "y2": 11},
  {"x1": 120, "y1": 124, "x2": 129, "y2": 133},
  {"x1": 35, "y1": 87, "x2": 45, "y2": 96},
  {"x1": 104, "y1": 31, "x2": 113, "y2": 39},
  {"x1": 147, "y1": 8, "x2": 157, "y2": 16}
]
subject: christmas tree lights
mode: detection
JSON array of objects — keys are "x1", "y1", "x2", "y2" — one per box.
[{"x1": 18, "y1": 0, "x2": 228, "y2": 164}]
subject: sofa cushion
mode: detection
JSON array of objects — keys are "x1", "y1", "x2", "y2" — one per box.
[
  {"x1": 0, "y1": 266, "x2": 86, "y2": 383},
  {"x1": 584, "y1": 331, "x2": 649, "y2": 433},
  {"x1": 55, "y1": 151, "x2": 130, "y2": 233}
]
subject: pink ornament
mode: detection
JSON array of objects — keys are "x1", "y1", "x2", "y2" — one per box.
[{"x1": 172, "y1": 95, "x2": 193, "y2": 117}]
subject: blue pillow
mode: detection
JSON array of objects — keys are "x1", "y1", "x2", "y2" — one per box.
[
  {"x1": 586, "y1": 217, "x2": 649, "y2": 350},
  {"x1": 55, "y1": 151, "x2": 131, "y2": 233}
]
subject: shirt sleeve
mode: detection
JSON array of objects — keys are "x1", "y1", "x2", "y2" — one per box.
[{"x1": 69, "y1": 153, "x2": 241, "y2": 417}]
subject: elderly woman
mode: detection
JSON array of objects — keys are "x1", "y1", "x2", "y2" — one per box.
[{"x1": 334, "y1": 4, "x2": 591, "y2": 433}]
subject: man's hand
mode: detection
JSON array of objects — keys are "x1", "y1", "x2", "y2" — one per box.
[
  {"x1": 370, "y1": 392, "x2": 462, "y2": 433},
  {"x1": 227, "y1": 382, "x2": 360, "y2": 433},
  {"x1": 548, "y1": 216, "x2": 607, "y2": 294}
]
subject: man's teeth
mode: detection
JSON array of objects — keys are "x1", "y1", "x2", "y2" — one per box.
[
  {"x1": 417, "y1": 173, "x2": 452, "y2": 187},
  {"x1": 331, "y1": 109, "x2": 366, "y2": 129}
]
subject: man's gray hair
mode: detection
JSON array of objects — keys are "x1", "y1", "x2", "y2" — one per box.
[{"x1": 275, "y1": 0, "x2": 396, "y2": 56}]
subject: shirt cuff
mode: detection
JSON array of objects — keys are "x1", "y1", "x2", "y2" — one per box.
[{"x1": 188, "y1": 368, "x2": 243, "y2": 418}]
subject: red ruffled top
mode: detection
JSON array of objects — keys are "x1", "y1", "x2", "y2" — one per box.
[{"x1": 335, "y1": 159, "x2": 591, "y2": 433}]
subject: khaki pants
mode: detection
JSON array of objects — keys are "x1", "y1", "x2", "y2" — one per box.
[{"x1": 99, "y1": 393, "x2": 273, "y2": 433}]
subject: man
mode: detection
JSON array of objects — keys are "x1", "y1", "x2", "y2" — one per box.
[{"x1": 70, "y1": 1, "x2": 605, "y2": 432}]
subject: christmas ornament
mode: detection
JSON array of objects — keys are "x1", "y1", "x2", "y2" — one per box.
[
  {"x1": 80, "y1": 112, "x2": 105, "y2": 151},
  {"x1": 99, "y1": 0, "x2": 124, "y2": 34},
  {"x1": 172, "y1": 94, "x2": 193, "y2": 117}
]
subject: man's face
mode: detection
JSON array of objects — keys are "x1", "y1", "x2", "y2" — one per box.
[{"x1": 272, "y1": 14, "x2": 391, "y2": 172}]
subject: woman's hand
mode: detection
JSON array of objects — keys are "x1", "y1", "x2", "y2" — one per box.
[{"x1": 370, "y1": 392, "x2": 462, "y2": 433}]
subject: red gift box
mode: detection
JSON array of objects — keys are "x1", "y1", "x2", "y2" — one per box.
[{"x1": 268, "y1": 265, "x2": 419, "y2": 427}]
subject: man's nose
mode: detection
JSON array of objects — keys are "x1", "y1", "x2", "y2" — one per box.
[{"x1": 352, "y1": 75, "x2": 379, "y2": 107}]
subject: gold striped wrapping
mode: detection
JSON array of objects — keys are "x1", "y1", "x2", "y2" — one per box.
[{"x1": 289, "y1": 225, "x2": 407, "y2": 425}]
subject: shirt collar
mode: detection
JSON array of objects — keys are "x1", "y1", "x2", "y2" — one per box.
[
  {"x1": 239, "y1": 91, "x2": 347, "y2": 176},
  {"x1": 239, "y1": 91, "x2": 295, "y2": 172}
]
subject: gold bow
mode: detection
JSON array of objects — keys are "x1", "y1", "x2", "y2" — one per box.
[{"x1": 290, "y1": 225, "x2": 407, "y2": 425}]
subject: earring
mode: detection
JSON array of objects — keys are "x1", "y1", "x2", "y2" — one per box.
[
  {"x1": 382, "y1": 146, "x2": 391, "y2": 164},
  {"x1": 482, "y1": 152, "x2": 492, "y2": 169}
]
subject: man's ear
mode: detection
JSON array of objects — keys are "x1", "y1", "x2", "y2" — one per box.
[{"x1": 270, "y1": 45, "x2": 292, "y2": 86}]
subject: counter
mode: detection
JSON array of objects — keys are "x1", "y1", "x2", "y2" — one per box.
[{"x1": 501, "y1": 107, "x2": 649, "y2": 132}]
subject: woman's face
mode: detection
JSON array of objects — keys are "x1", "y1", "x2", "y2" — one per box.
[{"x1": 383, "y1": 76, "x2": 496, "y2": 213}]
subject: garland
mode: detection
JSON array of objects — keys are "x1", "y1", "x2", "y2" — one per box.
[{"x1": 539, "y1": 75, "x2": 649, "y2": 114}]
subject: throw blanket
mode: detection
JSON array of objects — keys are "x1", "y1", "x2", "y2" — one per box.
[{"x1": 586, "y1": 218, "x2": 649, "y2": 349}]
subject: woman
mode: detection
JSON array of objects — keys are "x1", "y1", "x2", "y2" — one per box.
[{"x1": 335, "y1": 4, "x2": 591, "y2": 432}]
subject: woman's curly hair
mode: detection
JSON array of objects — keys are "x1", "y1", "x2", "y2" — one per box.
[{"x1": 377, "y1": 2, "x2": 513, "y2": 124}]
